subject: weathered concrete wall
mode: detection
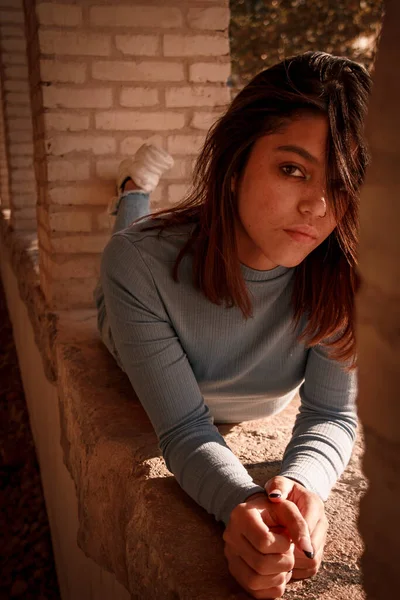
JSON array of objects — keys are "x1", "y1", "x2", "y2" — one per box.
[
  {"x1": 0, "y1": 0, "x2": 37, "y2": 229},
  {"x1": 19, "y1": 0, "x2": 231, "y2": 310},
  {"x1": 0, "y1": 227, "x2": 131, "y2": 600},
  {"x1": 356, "y1": 1, "x2": 400, "y2": 597}
]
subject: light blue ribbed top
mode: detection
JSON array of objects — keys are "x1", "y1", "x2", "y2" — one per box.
[{"x1": 100, "y1": 217, "x2": 357, "y2": 525}]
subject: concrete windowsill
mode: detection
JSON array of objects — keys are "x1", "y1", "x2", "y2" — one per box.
[{"x1": 0, "y1": 212, "x2": 367, "y2": 599}]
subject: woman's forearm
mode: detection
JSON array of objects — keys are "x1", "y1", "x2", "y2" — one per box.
[{"x1": 279, "y1": 410, "x2": 357, "y2": 499}]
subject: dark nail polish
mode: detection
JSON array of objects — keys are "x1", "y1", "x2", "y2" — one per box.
[
  {"x1": 268, "y1": 492, "x2": 281, "y2": 498},
  {"x1": 303, "y1": 550, "x2": 314, "y2": 559}
]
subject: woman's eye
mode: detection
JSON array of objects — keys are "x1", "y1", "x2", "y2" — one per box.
[{"x1": 281, "y1": 165, "x2": 305, "y2": 178}]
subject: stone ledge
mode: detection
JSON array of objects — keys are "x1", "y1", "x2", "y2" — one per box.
[
  {"x1": 0, "y1": 212, "x2": 367, "y2": 599},
  {"x1": 0, "y1": 211, "x2": 58, "y2": 382}
]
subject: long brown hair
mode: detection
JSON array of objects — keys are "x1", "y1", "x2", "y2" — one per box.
[{"x1": 140, "y1": 52, "x2": 371, "y2": 368}]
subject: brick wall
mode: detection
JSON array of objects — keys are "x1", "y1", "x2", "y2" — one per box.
[
  {"x1": 0, "y1": 70, "x2": 10, "y2": 209},
  {"x1": 0, "y1": 0, "x2": 37, "y2": 230},
  {"x1": 22, "y1": 0, "x2": 231, "y2": 309}
]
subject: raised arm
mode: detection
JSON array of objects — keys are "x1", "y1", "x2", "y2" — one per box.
[{"x1": 100, "y1": 233, "x2": 264, "y2": 525}]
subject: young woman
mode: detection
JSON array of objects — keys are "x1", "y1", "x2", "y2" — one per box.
[{"x1": 95, "y1": 51, "x2": 371, "y2": 599}]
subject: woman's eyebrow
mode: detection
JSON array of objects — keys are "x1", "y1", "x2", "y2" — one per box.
[{"x1": 275, "y1": 145, "x2": 319, "y2": 165}]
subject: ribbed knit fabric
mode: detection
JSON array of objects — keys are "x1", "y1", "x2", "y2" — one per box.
[{"x1": 95, "y1": 192, "x2": 357, "y2": 525}]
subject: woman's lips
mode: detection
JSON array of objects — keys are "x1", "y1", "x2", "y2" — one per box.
[{"x1": 284, "y1": 229, "x2": 317, "y2": 244}]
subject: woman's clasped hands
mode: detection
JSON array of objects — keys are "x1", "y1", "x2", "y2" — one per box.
[{"x1": 223, "y1": 476, "x2": 328, "y2": 599}]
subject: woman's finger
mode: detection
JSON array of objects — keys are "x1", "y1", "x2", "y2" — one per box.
[
  {"x1": 238, "y1": 507, "x2": 292, "y2": 555},
  {"x1": 293, "y1": 489, "x2": 324, "y2": 536},
  {"x1": 292, "y1": 517, "x2": 328, "y2": 578},
  {"x1": 265, "y1": 475, "x2": 294, "y2": 502},
  {"x1": 233, "y1": 534, "x2": 295, "y2": 575},
  {"x1": 268, "y1": 499, "x2": 314, "y2": 558},
  {"x1": 266, "y1": 477, "x2": 325, "y2": 536},
  {"x1": 294, "y1": 514, "x2": 328, "y2": 564},
  {"x1": 225, "y1": 549, "x2": 289, "y2": 598}
]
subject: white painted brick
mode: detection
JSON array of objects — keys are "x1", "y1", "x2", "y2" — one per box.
[
  {"x1": 92, "y1": 60, "x2": 184, "y2": 82},
  {"x1": 51, "y1": 234, "x2": 109, "y2": 254},
  {"x1": 36, "y1": 3, "x2": 82, "y2": 27},
  {"x1": 6, "y1": 105, "x2": 31, "y2": 117},
  {"x1": 9, "y1": 142, "x2": 34, "y2": 155},
  {"x1": 46, "y1": 255, "x2": 100, "y2": 280},
  {"x1": 95, "y1": 209, "x2": 112, "y2": 231},
  {"x1": 168, "y1": 135, "x2": 204, "y2": 155},
  {"x1": 13, "y1": 219, "x2": 37, "y2": 231},
  {"x1": 0, "y1": 38, "x2": 25, "y2": 52},
  {"x1": 5, "y1": 92, "x2": 29, "y2": 105},
  {"x1": 2, "y1": 52, "x2": 26, "y2": 64},
  {"x1": 47, "y1": 160, "x2": 90, "y2": 182},
  {"x1": 120, "y1": 134, "x2": 163, "y2": 155},
  {"x1": 14, "y1": 221, "x2": 38, "y2": 234},
  {"x1": 11, "y1": 168, "x2": 35, "y2": 182},
  {"x1": 11, "y1": 156, "x2": 33, "y2": 168},
  {"x1": 12, "y1": 205, "x2": 37, "y2": 222},
  {"x1": 95, "y1": 159, "x2": 121, "y2": 180},
  {"x1": 44, "y1": 112, "x2": 90, "y2": 132},
  {"x1": 0, "y1": 10, "x2": 23, "y2": 24},
  {"x1": 8, "y1": 130, "x2": 32, "y2": 143},
  {"x1": 163, "y1": 34, "x2": 229, "y2": 57},
  {"x1": 13, "y1": 213, "x2": 37, "y2": 231},
  {"x1": 11, "y1": 181, "x2": 36, "y2": 193},
  {"x1": 46, "y1": 135, "x2": 116, "y2": 156},
  {"x1": 39, "y1": 31, "x2": 111, "y2": 56},
  {"x1": 120, "y1": 87, "x2": 159, "y2": 107},
  {"x1": 12, "y1": 194, "x2": 36, "y2": 208},
  {"x1": 48, "y1": 185, "x2": 111, "y2": 206},
  {"x1": 96, "y1": 111, "x2": 185, "y2": 131},
  {"x1": 43, "y1": 87, "x2": 112, "y2": 109},
  {"x1": 49, "y1": 210, "x2": 92, "y2": 232},
  {"x1": 168, "y1": 183, "x2": 189, "y2": 205},
  {"x1": 0, "y1": 25, "x2": 24, "y2": 38},
  {"x1": 187, "y1": 7, "x2": 230, "y2": 31},
  {"x1": 166, "y1": 86, "x2": 230, "y2": 108},
  {"x1": 162, "y1": 158, "x2": 188, "y2": 180},
  {"x1": 3, "y1": 79, "x2": 29, "y2": 91},
  {"x1": 14, "y1": 207, "x2": 36, "y2": 219},
  {"x1": 4, "y1": 65, "x2": 28, "y2": 79},
  {"x1": 115, "y1": 34, "x2": 159, "y2": 56},
  {"x1": 41, "y1": 60, "x2": 87, "y2": 84},
  {"x1": 190, "y1": 62, "x2": 231, "y2": 83},
  {"x1": 0, "y1": 0, "x2": 25, "y2": 8},
  {"x1": 90, "y1": 6, "x2": 182, "y2": 28},
  {"x1": 50, "y1": 278, "x2": 100, "y2": 307}
]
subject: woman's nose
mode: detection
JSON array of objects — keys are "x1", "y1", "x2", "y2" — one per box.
[{"x1": 298, "y1": 189, "x2": 327, "y2": 219}]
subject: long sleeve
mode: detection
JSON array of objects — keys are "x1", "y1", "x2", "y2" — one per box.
[
  {"x1": 100, "y1": 233, "x2": 264, "y2": 524},
  {"x1": 279, "y1": 343, "x2": 358, "y2": 500}
]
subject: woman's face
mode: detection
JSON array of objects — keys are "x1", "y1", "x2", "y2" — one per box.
[{"x1": 235, "y1": 113, "x2": 338, "y2": 271}]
